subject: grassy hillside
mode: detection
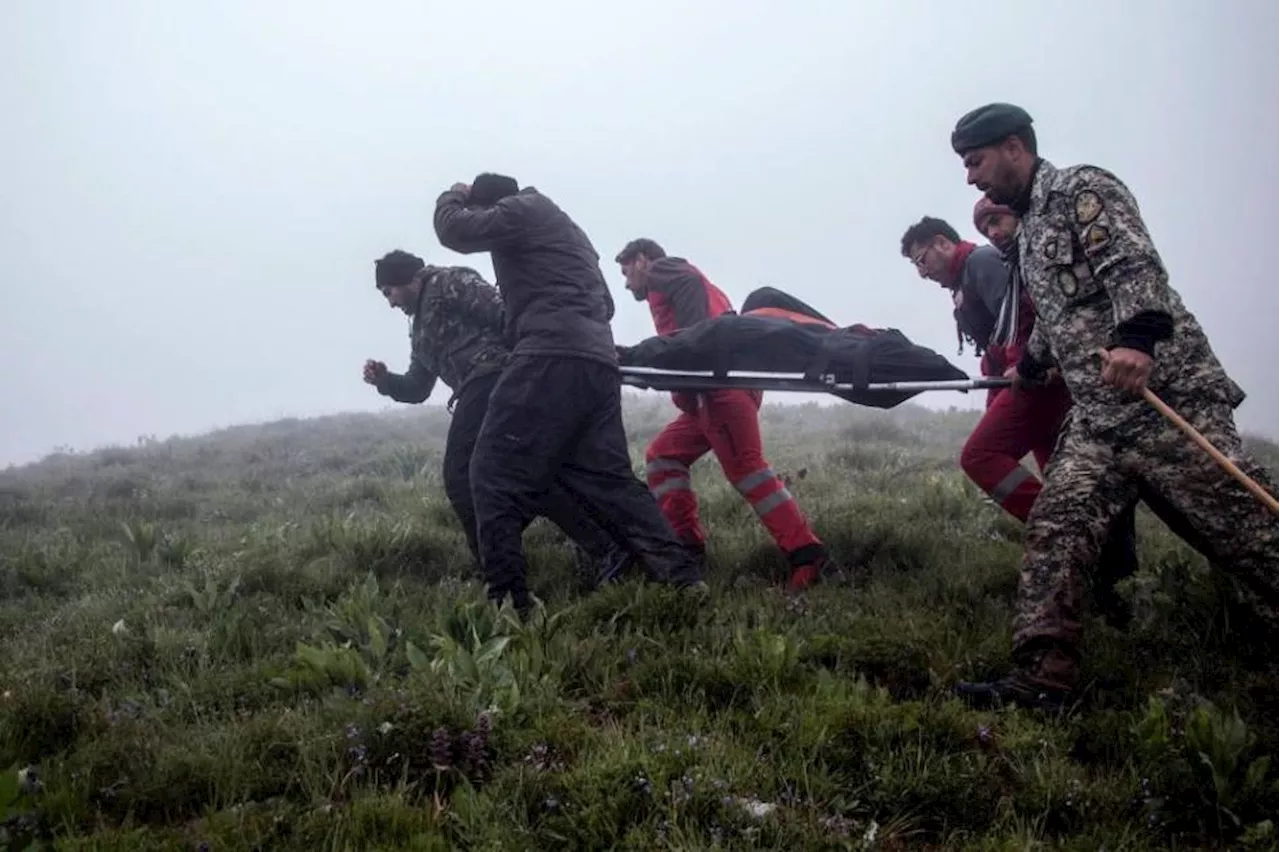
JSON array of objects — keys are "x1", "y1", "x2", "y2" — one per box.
[{"x1": 0, "y1": 393, "x2": 1276, "y2": 850}]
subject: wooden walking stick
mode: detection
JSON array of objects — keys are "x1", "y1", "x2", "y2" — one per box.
[{"x1": 1095, "y1": 349, "x2": 1279, "y2": 515}]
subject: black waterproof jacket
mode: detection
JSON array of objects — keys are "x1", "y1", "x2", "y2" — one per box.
[{"x1": 433, "y1": 186, "x2": 618, "y2": 367}]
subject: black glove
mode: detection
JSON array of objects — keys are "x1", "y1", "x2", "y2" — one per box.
[{"x1": 1015, "y1": 352, "x2": 1051, "y2": 387}]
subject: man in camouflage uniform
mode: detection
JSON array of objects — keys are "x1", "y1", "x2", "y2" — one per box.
[
  {"x1": 947, "y1": 103, "x2": 1279, "y2": 709},
  {"x1": 364, "y1": 249, "x2": 627, "y2": 586}
]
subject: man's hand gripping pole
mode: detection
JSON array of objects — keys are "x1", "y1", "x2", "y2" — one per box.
[{"x1": 1094, "y1": 348, "x2": 1279, "y2": 515}]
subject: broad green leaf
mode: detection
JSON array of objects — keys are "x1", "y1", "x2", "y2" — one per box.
[
  {"x1": 406, "y1": 640, "x2": 429, "y2": 671},
  {"x1": 368, "y1": 615, "x2": 387, "y2": 662}
]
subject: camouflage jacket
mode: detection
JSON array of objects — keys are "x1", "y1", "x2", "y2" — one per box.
[
  {"x1": 374, "y1": 265, "x2": 511, "y2": 406},
  {"x1": 1015, "y1": 159, "x2": 1245, "y2": 433}
]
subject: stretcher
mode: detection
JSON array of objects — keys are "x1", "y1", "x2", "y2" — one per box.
[
  {"x1": 619, "y1": 366, "x2": 1010, "y2": 407},
  {"x1": 619, "y1": 366, "x2": 1010, "y2": 396},
  {"x1": 615, "y1": 286, "x2": 1012, "y2": 409}
]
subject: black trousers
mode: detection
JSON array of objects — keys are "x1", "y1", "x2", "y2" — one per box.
[
  {"x1": 469, "y1": 355, "x2": 703, "y2": 611},
  {"x1": 1091, "y1": 500, "x2": 1138, "y2": 627},
  {"x1": 442, "y1": 369, "x2": 622, "y2": 574}
]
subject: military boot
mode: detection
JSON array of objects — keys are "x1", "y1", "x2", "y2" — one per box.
[{"x1": 954, "y1": 643, "x2": 1078, "y2": 712}]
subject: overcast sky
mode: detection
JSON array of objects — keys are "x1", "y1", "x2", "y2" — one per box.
[{"x1": 2, "y1": 0, "x2": 1276, "y2": 467}]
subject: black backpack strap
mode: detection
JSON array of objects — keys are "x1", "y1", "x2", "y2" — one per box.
[
  {"x1": 824, "y1": 327, "x2": 892, "y2": 389},
  {"x1": 803, "y1": 333, "x2": 841, "y2": 384}
]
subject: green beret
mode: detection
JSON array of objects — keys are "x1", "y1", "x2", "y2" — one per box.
[{"x1": 951, "y1": 103, "x2": 1033, "y2": 154}]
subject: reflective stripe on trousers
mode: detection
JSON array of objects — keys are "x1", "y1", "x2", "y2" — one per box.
[
  {"x1": 645, "y1": 458, "x2": 693, "y2": 498},
  {"x1": 644, "y1": 458, "x2": 703, "y2": 545},
  {"x1": 991, "y1": 465, "x2": 1036, "y2": 505},
  {"x1": 732, "y1": 466, "x2": 796, "y2": 519}
]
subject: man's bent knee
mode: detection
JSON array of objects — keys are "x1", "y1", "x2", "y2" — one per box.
[
  {"x1": 443, "y1": 463, "x2": 471, "y2": 502},
  {"x1": 959, "y1": 434, "x2": 987, "y2": 481}
]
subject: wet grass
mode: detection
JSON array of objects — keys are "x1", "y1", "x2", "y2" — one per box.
[{"x1": 0, "y1": 396, "x2": 1275, "y2": 850}]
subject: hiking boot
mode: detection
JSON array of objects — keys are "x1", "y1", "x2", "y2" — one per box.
[
  {"x1": 956, "y1": 641, "x2": 1079, "y2": 711},
  {"x1": 662, "y1": 541, "x2": 709, "y2": 585},
  {"x1": 787, "y1": 564, "x2": 820, "y2": 592},
  {"x1": 787, "y1": 551, "x2": 840, "y2": 592},
  {"x1": 642, "y1": 541, "x2": 708, "y2": 589},
  {"x1": 954, "y1": 672, "x2": 1072, "y2": 712}
]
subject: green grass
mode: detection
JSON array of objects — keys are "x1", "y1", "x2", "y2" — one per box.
[{"x1": 0, "y1": 394, "x2": 1276, "y2": 850}]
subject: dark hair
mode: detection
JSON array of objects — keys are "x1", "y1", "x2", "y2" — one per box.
[
  {"x1": 470, "y1": 173, "x2": 520, "y2": 206},
  {"x1": 374, "y1": 249, "x2": 425, "y2": 289},
  {"x1": 614, "y1": 238, "x2": 666, "y2": 265},
  {"x1": 1014, "y1": 125, "x2": 1037, "y2": 156},
  {"x1": 899, "y1": 217, "x2": 961, "y2": 257}
]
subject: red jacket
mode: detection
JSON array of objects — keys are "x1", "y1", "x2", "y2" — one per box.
[
  {"x1": 644, "y1": 256, "x2": 735, "y2": 334},
  {"x1": 644, "y1": 257, "x2": 738, "y2": 412}
]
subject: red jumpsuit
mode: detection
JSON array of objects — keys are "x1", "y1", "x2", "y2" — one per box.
[
  {"x1": 960, "y1": 287, "x2": 1073, "y2": 521},
  {"x1": 640, "y1": 257, "x2": 828, "y2": 588}
]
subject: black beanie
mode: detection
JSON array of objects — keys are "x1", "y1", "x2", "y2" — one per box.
[
  {"x1": 469, "y1": 173, "x2": 520, "y2": 206},
  {"x1": 374, "y1": 250, "x2": 425, "y2": 289}
]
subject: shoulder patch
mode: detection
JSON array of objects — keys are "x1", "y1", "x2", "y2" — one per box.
[
  {"x1": 1083, "y1": 223, "x2": 1110, "y2": 251},
  {"x1": 1043, "y1": 238, "x2": 1058, "y2": 260},
  {"x1": 1056, "y1": 267, "x2": 1078, "y2": 297},
  {"x1": 1074, "y1": 190, "x2": 1103, "y2": 224}
]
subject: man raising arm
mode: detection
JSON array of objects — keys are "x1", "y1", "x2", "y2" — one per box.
[{"x1": 431, "y1": 174, "x2": 705, "y2": 616}]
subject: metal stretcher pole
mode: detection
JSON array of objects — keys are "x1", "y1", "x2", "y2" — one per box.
[{"x1": 617, "y1": 366, "x2": 1011, "y2": 394}]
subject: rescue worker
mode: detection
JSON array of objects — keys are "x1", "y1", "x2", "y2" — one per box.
[
  {"x1": 363, "y1": 249, "x2": 628, "y2": 585},
  {"x1": 964, "y1": 198, "x2": 1075, "y2": 510},
  {"x1": 900, "y1": 214, "x2": 1010, "y2": 376},
  {"x1": 948, "y1": 102, "x2": 1279, "y2": 709},
  {"x1": 980, "y1": 198, "x2": 1142, "y2": 626},
  {"x1": 900, "y1": 210, "x2": 1140, "y2": 628},
  {"x1": 614, "y1": 238, "x2": 833, "y2": 592},
  {"x1": 432, "y1": 174, "x2": 706, "y2": 615}
]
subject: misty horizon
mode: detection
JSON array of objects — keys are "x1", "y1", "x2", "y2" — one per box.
[{"x1": 3, "y1": 0, "x2": 1276, "y2": 469}]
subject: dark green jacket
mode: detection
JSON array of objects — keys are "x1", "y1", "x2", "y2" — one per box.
[{"x1": 376, "y1": 265, "x2": 511, "y2": 406}]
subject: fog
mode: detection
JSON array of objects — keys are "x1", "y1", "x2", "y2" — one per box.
[{"x1": 2, "y1": 0, "x2": 1276, "y2": 466}]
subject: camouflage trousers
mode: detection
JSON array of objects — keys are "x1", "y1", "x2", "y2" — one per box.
[{"x1": 1013, "y1": 396, "x2": 1279, "y2": 689}]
